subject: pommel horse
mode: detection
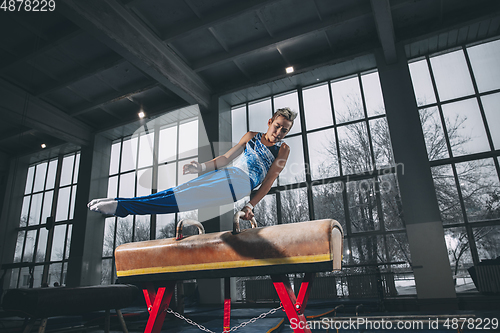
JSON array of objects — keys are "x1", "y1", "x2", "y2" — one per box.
[{"x1": 115, "y1": 212, "x2": 343, "y2": 333}]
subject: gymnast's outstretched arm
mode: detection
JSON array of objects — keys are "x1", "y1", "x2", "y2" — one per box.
[{"x1": 183, "y1": 131, "x2": 258, "y2": 174}]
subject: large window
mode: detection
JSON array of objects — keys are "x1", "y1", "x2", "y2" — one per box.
[
  {"x1": 231, "y1": 71, "x2": 412, "y2": 297},
  {"x1": 10, "y1": 152, "x2": 80, "y2": 288},
  {"x1": 409, "y1": 39, "x2": 500, "y2": 293},
  {"x1": 101, "y1": 118, "x2": 199, "y2": 284}
]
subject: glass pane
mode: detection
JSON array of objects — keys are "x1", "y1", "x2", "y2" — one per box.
[
  {"x1": 430, "y1": 50, "x2": 475, "y2": 101},
  {"x1": 280, "y1": 187, "x2": 309, "y2": 224},
  {"x1": 121, "y1": 137, "x2": 138, "y2": 173},
  {"x1": 369, "y1": 118, "x2": 394, "y2": 168},
  {"x1": 65, "y1": 224, "x2": 72, "y2": 259},
  {"x1": 41, "y1": 191, "x2": 53, "y2": 225},
  {"x1": 158, "y1": 125, "x2": 177, "y2": 163},
  {"x1": 13, "y1": 231, "x2": 25, "y2": 263},
  {"x1": 73, "y1": 153, "x2": 80, "y2": 184},
  {"x1": 303, "y1": 83, "x2": 333, "y2": 131},
  {"x1": 48, "y1": 263, "x2": 62, "y2": 287},
  {"x1": 20, "y1": 196, "x2": 30, "y2": 227},
  {"x1": 467, "y1": 39, "x2": 500, "y2": 93},
  {"x1": 69, "y1": 185, "x2": 77, "y2": 220},
  {"x1": 20, "y1": 267, "x2": 30, "y2": 288},
  {"x1": 137, "y1": 168, "x2": 152, "y2": 197},
  {"x1": 347, "y1": 179, "x2": 380, "y2": 232},
  {"x1": 442, "y1": 98, "x2": 490, "y2": 156},
  {"x1": 274, "y1": 91, "x2": 301, "y2": 135},
  {"x1": 386, "y1": 233, "x2": 412, "y2": 267},
  {"x1": 178, "y1": 119, "x2": 198, "y2": 160},
  {"x1": 474, "y1": 225, "x2": 500, "y2": 261},
  {"x1": 444, "y1": 227, "x2": 473, "y2": 293},
  {"x1": 253, "y1": 194, "x2": 277, "y2": 227},
  {"x1": 55, "y1": 187, "x2": 71, "y2": 222},
  {"x1": 33, "y1": 162, "x2": 47, "y2": 192},
  {"x1": 103, "y1": 217, "x2": 116, "y2": 257},
  {"x1": 156, "y1": 213, "x2": 176, "y2": 239},
  {"x1": 231, "y1": 105, "x2": 247, "y2": 144},
  {"x1": 349, "y1": 235, "x2": 386, "y2": 264},
  {"x1": 331, "y1": 76, "x2": 364, "y2": 123},
  {"x1": 249, "y1": 99, "x2": 272, "y2": 133},
  {"x1": 23, "y1": 230, "x2": 37, "y2": 262},
  {"x1": 138, "y1": 133, "x2": 154, "y2": 169},
  {"x1": 36, "y1": 228, "x2": 48, "y2": 262},
  {"x1": 361, "y1": 71, "x2": 385, "y2": 116},
  {"x1": 107, "y1": 175, "x2": 118, "y2": 199},
  {"x1": 408, "y1": 59, "x2": 436, "y2": 106},
  {"x1": 101, "y1": 259, "x2": 113, "y2": 285},
  {"x1": 312, "y1": 182, "x2": 346, "y2": 230},
  {"x1": 379, "y1": 174, "x2": 405, "y2": 230},
  {"x1": 119, "y1": 172, "x2": 135, "y2": 198},
  {"x1": 480, "y1": 93, "x2": 500, "y2": 150},
  {"x1": 456, "y1": 158, "x2": 500, "y2": 222},
  {"x1": 60, "y1": 155, "x2": 75, "y2": 187},
  {"x1": 337, "y1": 122, "x2": 373, "y2": 175},
  {"x1": 158, "y1": 163, "x2": 177, "y2": 191},
  {"x1": 51, "y1": 224, "x2": 67, "y2": 261},
  {"x1": 419, "y1": 106, "x2": 449, "y2": 160},
  {"x1": 9, "y1": 268, "x2": 20, "y2": 289},
  {"x1": 134, "y1": 215, "x2": 151, "y2": 242},
  {"x1": 115, "y1": 216, "x2": 133, "y2": 247},
  {"x1": 25, "y1": 166, "x2": 35, "y2": 194},
  {"x1": 46, "y1": 159, "x2": 58, "y2": 190},
  {"x1": 29, "y1": 193, "x2": 43, "y2": 226},
  {"x1": 278, "y1": 135, "x2": 305, "y2": 185},
  {"x1": 109, "y1": 142, "x2": 121, "y2": 175},
  {"x1": 431, "y1": 164, "x2": 463, "y2": 224},
  {"x1": 307, "y1": 129, "x2": 339, "y2": 180}
]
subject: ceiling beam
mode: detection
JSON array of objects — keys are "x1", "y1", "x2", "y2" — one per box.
[
  {"x1": 0, "y1": 27, "x2": 82, "y2": 74},
  {"x1": 370, "y1": 0, "x2": 397, "y2": 64},
  {"x1": 0, "y1": 78, "x2": 92, "y2": 147},
  {"x1": 192, "y1": 2, "x2": 373, "y2": 72},
  {"x1": 69, "y1": 82, "x2": 159, "y2": 116},
  {"x1": 36, "y1": 54, "x2": 125, "y2": 97},
  {"x1": 161, "y1": 0, "x2": 280, "y2": 43},
  {"x1": 59, "y1": 0, "x2": 211, "y2": 109}
]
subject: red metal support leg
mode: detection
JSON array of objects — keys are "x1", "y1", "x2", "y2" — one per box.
[
  {"x1": 142, "y1": 282, "x2": 176, "y2": 333},
  {"x1": 296, "y1": 273, "x2": 315, "y2": 314},
  {"x1": 223, "y1": 277, "x2": 231, "y2": 332},
  {"x1": 271, "y1": 274, "x2": 312, "y2": 333}
]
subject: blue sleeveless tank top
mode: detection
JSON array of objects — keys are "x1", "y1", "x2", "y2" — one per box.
[{"x1": 233, "y1": 133, "x2": 282, "y2": 189}]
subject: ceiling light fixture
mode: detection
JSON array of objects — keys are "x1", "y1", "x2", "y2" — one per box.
[
  {"x1": 138, "y1": 111, "x2": 145, "y2": 119},
  {"x1": 286, "y1": 66, "x2": 294, "y2": 74},
  {"x1": 41, "y1": 143, "x2": 47, "y2": 149}
]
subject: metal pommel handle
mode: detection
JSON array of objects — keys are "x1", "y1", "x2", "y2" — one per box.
[
  {"x1": 176, "y1": 219, "x2": 205, "y2": 240},
  {"x1": 233, "y1": 211, "x2": 258, "y2": 234}
]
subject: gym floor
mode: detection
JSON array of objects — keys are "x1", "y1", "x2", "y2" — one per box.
[{"x1": 1, "y1": 301, "x2": 499, "y2": 333}]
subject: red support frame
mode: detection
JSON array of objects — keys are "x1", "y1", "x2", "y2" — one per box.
[
  {"x1": 223, "y1": 277, "x2": 231, "y2": 332},
  {"x1": 142, "y1": 281, "x2": 176, "y2": 333},
  {"x1": 272, "y1": 273, "x2": 315, "y2": 333}
]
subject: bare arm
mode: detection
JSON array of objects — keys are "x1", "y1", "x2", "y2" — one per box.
[
  {"x1": 183, "y1": 131, "x2": 257, "y2": 174},
  {"x1": 241, "y1": 143, "x2": 290, "y2": 220}
]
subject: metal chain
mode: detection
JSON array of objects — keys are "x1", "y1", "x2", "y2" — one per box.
[
  {"x1": 226, "y1": 306, "x2": 282, "y2": 332},
  {"x1": 165, "y1": 306, "x2": 282, "y2": 333}
]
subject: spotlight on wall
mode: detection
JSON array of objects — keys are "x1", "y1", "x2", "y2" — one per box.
[
  {"x1": 138, "y1": 111, "x2": 145, "y2": 119},
  {"x1": 285, "y1": 66, "x2": 294, "y2": 74},
  {"x1": 41, "y1": 143, "x2": 47, "y2": 149}
]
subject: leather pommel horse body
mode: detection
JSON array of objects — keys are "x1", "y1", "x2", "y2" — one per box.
[{"x1": 115, "y1": 216, "x2": 343, "y2": 333}]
